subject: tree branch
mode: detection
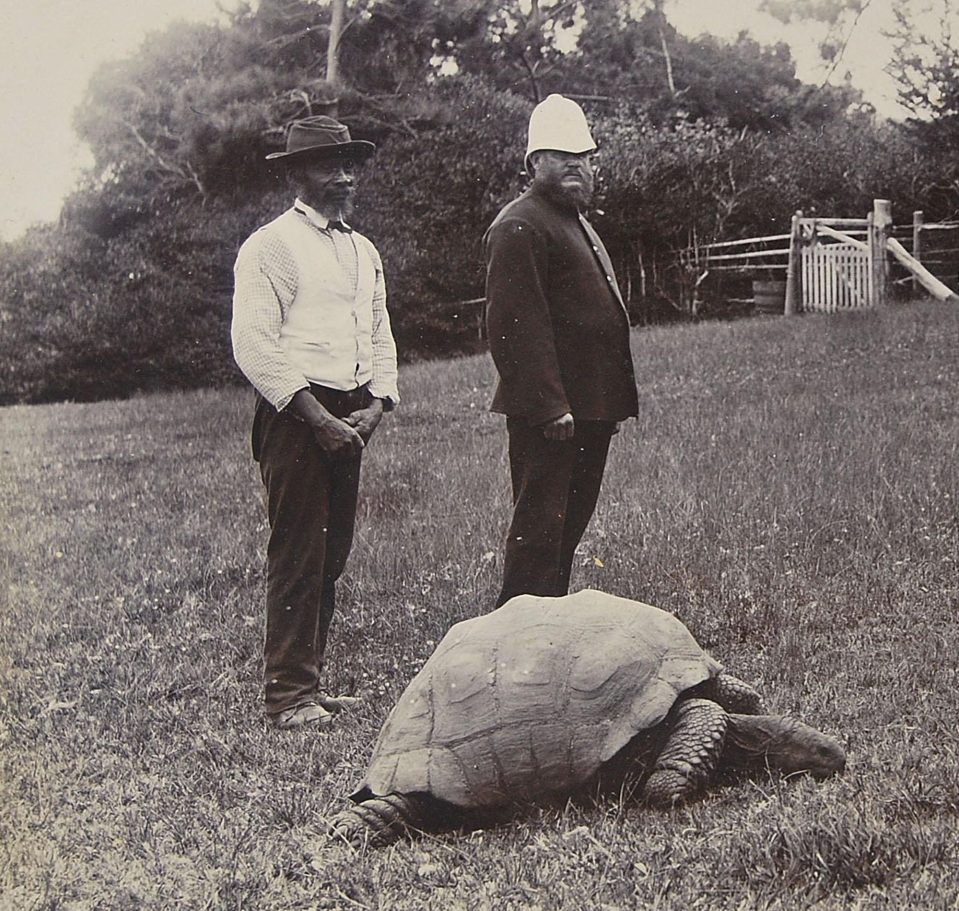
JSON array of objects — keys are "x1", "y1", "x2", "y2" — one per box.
[
  {"x1": 819, "y1": 0, "x2": 874, "y2": 88},
  {"x1": 518, "y1": 49, "x2": 543, "y2": 103},
  {"x1": 120, "y1": 119, "x2": 206, "y2": 198}
]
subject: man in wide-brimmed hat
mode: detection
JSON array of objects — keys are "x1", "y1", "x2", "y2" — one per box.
[
  {"x1": 232, "y1": 115, "x2": 399, "y2": 730},
  {"x1": 484, "y1": 95, "x2": 638, "y2": 607}
]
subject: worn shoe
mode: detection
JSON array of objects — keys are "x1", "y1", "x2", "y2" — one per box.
[
  {"x1": 273, "y1": 701, "x2": 333, "y2": 731},
  {"x1": 315, "y1": 693, "x2": 361, "y2": 714}
]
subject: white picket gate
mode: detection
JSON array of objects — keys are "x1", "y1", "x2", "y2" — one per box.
[{"x1": 801, "y1": 239, "x2": 872, "y2": 312}]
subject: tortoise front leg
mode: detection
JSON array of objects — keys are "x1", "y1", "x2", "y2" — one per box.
[
  {"x1": 643, "y1": 698, "x2": 728, "y2": 808},
  {"x1": 691, "y1": 672, "x2": 767, "y2": 714},
  {"x1": 328, "y1": 793, "x2": 423, "y2": 847}
]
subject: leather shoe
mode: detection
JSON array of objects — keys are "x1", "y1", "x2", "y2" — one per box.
[
  {"x1": 316, "y1": 693, "x2": 361, "y2": 713},
  {"x1": 273, "y1": 701, "x2": 333, "y2": 730}
]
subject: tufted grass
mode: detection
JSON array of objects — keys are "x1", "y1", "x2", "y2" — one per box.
[{"x1": 1, "y1": 300, "x2": 957, "y2": 910}]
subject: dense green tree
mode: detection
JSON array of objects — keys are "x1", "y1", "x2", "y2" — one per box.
[
  {"x1": 883, "y1": 1, "x2": 959, "y2": 217},
  {"x1": 357, "y1": 76, "x2": 530, "y2": 352},
  {"x1": 1, "y1": 0, "x2": 953, "y2": 403},
  {"x1": 451, "y1": 1, "x2": 586, "y2": 101},
  {"x1": 562, "y1": 5, "x2": 859, "y2": 130},
  {"x1": 887, "y1": 2, "x2": 959, "y2": 130},
  {"x1": 592, "y1": 111, "x2": 774, "y2": 315}
]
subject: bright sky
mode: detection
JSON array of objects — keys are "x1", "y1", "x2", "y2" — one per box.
[
  {"x1": 0, "y1": 0, "x2": 912, "y2": 241},
  {"x1": 0, "y1": 0, "x2": 228, "y2": 241}
]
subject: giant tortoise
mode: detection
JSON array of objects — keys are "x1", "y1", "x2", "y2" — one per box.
[{"x1": 330, "y1": 590, "x2": 845, "y2": 846}]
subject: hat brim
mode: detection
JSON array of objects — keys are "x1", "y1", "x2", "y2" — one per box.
[{"x1": 265, "y1": 140, "x2": 376, "y2": 163}]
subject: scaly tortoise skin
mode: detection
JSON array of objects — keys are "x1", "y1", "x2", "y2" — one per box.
[{"x1": 330, "y1": 590, "x2": 845, "y2": 846}]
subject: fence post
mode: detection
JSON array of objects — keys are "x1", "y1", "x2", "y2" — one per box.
[
  {"x1": 784, "y1": 210, "x2": 803, "y2": 315},
  {"x1": 912, "y1": 210, "x2": 924, "y2": 296},
  {"x1": 870, "y1": 199, "x2": 892, "y2": 307}
]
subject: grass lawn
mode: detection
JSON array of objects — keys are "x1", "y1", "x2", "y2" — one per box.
[{"x1": 1, "y1": 300, "x2": 957, "y2": 910}]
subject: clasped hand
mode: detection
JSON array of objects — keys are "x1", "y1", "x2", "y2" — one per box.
[
  {"x1": 291, "y1": 389, "x2": 382, "y2": 458},
  {"x1": 310, "y1": 415, "x2": 364, "y2": 457},
  {"x1": 312, "y1": 401, "x2": 384, "y2": 457},
  {"x1": 342, "y1": 400, "x2": 384, "y2": 443}
]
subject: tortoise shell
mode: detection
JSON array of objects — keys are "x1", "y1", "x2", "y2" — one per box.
[{"x1": 354, "y1": 590, "x2": 722, "y2": 809}]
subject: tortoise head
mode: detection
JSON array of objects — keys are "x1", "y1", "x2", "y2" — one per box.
[{"x1": 725, "y1": 714, "x2": 846, "y2": 779}]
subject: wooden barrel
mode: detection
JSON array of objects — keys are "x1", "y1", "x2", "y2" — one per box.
[{"x1": 753, "y1": 280, "x2": 787, "y2": 314}]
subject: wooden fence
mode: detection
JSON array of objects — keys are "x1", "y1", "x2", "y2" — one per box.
[
  {"x1": 903, "y1": 211, "x2": 959, "y2": 296},
  {"x1": 682, "y1": 199, "x2": 959, "y2": 314},
  {"x1": 461, "y1": 200, "x2": 958, "y2": 330}
]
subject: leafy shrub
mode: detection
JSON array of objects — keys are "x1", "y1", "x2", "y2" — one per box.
[{"x1": 356, "y1": 76, "x2": 531, "y2": 358}]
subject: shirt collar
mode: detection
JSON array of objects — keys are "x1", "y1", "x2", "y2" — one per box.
[{"x1": 293, "y1": 198, "x2": 352, "y2": 232}]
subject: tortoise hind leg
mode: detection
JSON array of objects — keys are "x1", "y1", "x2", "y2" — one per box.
[
  {"x1": 644, "y1": 698, "x2": 727, "y2": 809},
  {"x1": 328, "y1": 793, "x2": 422, "y2": 847}
]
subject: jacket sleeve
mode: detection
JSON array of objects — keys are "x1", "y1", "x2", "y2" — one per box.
[{"x1": 484, "y1": 216, "x2": 570, "y2": 425}]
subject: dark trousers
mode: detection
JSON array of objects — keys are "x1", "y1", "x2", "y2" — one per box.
[
  {"x1": 496, "y1": 417, "x2": 615, "y2": 608},
  {"x1": 251, "y1": 384, "x2": 370, "y2": 715}
]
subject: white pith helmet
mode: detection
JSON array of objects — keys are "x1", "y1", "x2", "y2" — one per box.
[{"x1": 524, "y1": 93, "x2": 597, "y2": 174}]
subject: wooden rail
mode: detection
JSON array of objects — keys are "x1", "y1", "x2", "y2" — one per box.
[
  {"x1": 693, "y1": 233, "x2": 790, "y2": 250},
  {"x1": 815, "y1": 224, "x2": 868, "y2": 249},
  {"x1": 887, "y1": 238, "x2": 959, "y2": 303},
  {"x1": 674, "y1": 200, "x2": 959, "y2": 315},
  {"x1": 700, "y1": 249, "x2": 789, "y2": 262},
  {"x1": 910, "y1": 211, "x2": 959, "y2": 294}
]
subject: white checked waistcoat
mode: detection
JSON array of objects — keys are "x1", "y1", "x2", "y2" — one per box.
[{"x1": 232, "y1": 204, "x2": 399, "y2": 411}]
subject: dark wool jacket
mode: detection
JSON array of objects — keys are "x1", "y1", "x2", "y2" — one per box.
[{"x1": 483, "y1": 185, "x2": 639, "y2": 425}]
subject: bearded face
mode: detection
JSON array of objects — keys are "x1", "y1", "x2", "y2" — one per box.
[
  {"x1": 529, "y1": 150, "x2": 595, "y2": 212},
  {"x1": 288, "y1": 156, "x2": 358, "y2": 220}
]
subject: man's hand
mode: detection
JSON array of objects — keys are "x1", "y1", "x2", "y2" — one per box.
[
  {"x1": 343, "y1": 399, "x2": 385, "y2": 443},
  {"x1": 542, "y1": 412, "x2": 575, "y2": 441},
  {"x1": 290, "y1": 389, "x2": 365, "y2": 457},
  {"x1": 310, "y1": 416, "x2": 365, "y2": 457}
]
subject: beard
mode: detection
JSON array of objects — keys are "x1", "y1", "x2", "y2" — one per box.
[
  {"x1": 331, "y1": 195, "x2": 355, "y2": 221},
  {"x1": 314, "y1": 189, "x2": 355, "y2": 222},
  {"x1": 535, "y1": 169, "x2": 594, "y2": 213},
  {"x1": 289, "y1": 172, "x2": 356, "y2": 221}
]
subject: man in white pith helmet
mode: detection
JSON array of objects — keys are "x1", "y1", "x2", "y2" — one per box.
[{"x1": 484, "y1": 94, "x2": 638, "y2": 608}]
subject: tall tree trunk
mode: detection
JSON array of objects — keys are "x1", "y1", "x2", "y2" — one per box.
[
  {"x1": 653, "y1": 0, "x2": 676, "y2": 95},
  {"x1": 327, "y1": 0, "x2": 345, "y2": 87}
]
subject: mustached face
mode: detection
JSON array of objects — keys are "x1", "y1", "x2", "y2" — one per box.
[
  {"x1": 288, "y1": 156, "x2": 358, "y2": 219},
  {"x1": 530, "y1": 149, "x2": 595, "y2": 211}
]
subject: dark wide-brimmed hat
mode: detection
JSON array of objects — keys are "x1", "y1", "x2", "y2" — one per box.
[{"x1": 265, "y1": 116, "x2": 375, "y2": 164}]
